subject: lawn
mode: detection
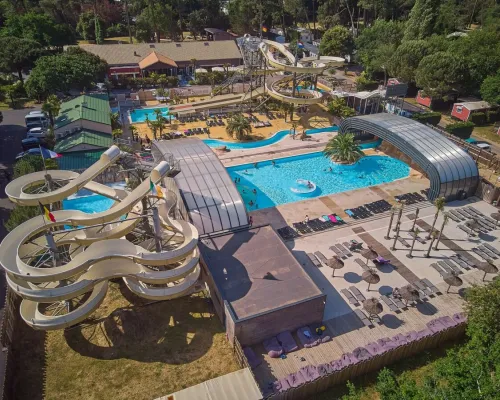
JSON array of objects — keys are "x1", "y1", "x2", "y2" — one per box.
[
  {"x1": 471, "y1": 124, "x2": 500, "y2": 144},
  {"x1": 12, "y1": 282, "x2": 239, "y2": 400}
]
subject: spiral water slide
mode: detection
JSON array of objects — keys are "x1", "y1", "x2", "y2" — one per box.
[{"x1": 0, "y1": 146, "x2": 200, "y2": 330}]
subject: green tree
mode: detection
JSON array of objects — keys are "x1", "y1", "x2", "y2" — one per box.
[
  {"x1": 415, "y1": 52, "x2": 467, "y2": 98},
  {"x1": 388, "y1": 40, "x2": 430, "y2": 83},
  {"x1": 95, "y1": 16, "x2": 103, "y2": 45},
  {"x1": 324, "y1": 133, "x2": 363, "y2": 164},
  {"x1": 480, "y1": 73, "x2": 500, "y2": 105},
  {"x1": 44, "y1": 127, "x2": 56, "y2": 150},
  {"x1": 0, "y1": 37, "x2": 40, "y2": 82},
  {"x1": 434, "y1": 0, "x2": 467, "y2": 34},
  {"x1": 41, "y1": 94, "x2": 61, "y2": 127},
  {"x1": 77, "y1": 11, "x2": 97, "y2": 41},
  {"x1": 4, "y1": 206, "x2": 40, "y2": 232},
  {"x1": 110, "y1": 112, "x2": 121, "y2": 130},
  {"x1": 188, "y1": 9, "x2": 209, "y2": 38},
  {"x1": 226, "y1": 113, "x2": 252, "y2": 141},
  {"x1": 2, "y1": 81, "x2": 25, "y2": 107},
  {"x1": 135, "y1": 2, "x2": 180, "y2": 43},
  {"x1": 320, "y1": 25, "x2": 354, "y2": 58},
  {"x1": 404, "y1": 0, "x2": 441, "y2": 40},
  {"x1": 427, "y1": 197, "x2": 445, "y2": 239},
  {"x1": 328, "y1": 97, "x2": 356, "y2": 119}
]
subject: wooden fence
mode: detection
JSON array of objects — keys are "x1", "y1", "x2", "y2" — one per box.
[{"x1": 262, "y1": 321, "x2": 466, "y2": 400}]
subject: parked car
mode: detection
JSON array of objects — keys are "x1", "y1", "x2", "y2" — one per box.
[
  {"x1": 21, "y1": 137, "x2": 42, "y2": 151},
  {"x1": 26, "y1": 127, "x2": 47, "y2": 139},
  {"x1": 15, "y1": 148, "x2": 42, "y2": 160},
  {"x1": 466, "y1": 138, "x2": 491, "y2": 151}
]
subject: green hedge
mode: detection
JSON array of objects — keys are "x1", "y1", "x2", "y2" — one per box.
[
  {"x1": 411, "y1": 112, "x2": 442, "y2": 126},
  {"x1": 487, "y1": 110, "x2": 498, "y2": 123},
  {"x1": 445, "y1": 121, "x2": 475, "y2": 139},
  {"x1": 470, "y1": 112, "x2": 487, "y2": 126}
]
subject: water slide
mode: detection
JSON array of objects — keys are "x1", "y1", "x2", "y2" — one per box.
[{"x1": 0, "y1": 146, "x2": 200, "y2": 330}]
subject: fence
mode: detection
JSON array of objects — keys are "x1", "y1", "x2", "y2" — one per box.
[{"x1": 263, "y1": 319, "x2": 466, "y2": 400}]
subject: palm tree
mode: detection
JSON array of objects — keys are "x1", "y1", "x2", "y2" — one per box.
[
  {"x1": 434, "y1": 213, "x2": 449, "y2": 250},
  {"x1": 407, "y1": 228, "x2": 420, "y2": 258},
  {"x1": 425, "y1": 230, "x2": 438, "y2": 258},
  {"x1": 42, "y1": 94, "x2": 61, "y2": 127},
  {"x1": 226, "y1": 113, "x2": 252, "y2": 141},
  {"x1": 223, "y1": 63, "x2": 231, "y2": 79},
  {"x1": 110, "y1": 112, "x2": 121, "y2": 130},
  {"x1": 129, "y1": 124, "x2": 138, "y2": 139},
  {"x1": 190, "y1": 58, "x2": 197, "y2": 79},
  {"x1": 324, "y1": 133, "x2": 363, "y2": 164},
  {"x1": 426, "y1": 197, "x2": 446, "y2": 239}
]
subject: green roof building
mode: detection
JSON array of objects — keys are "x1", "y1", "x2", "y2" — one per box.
[
  {"x1": 54, "y1": 95, "x2": 112, "y2": 137},
  {"x1": 57, "y1": 150, "x2": 105, "y2": 171},
  {"x1": 54, "y1": 130, "x2": 113, "y2": 153}
]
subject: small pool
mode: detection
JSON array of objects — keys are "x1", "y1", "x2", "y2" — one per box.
[
  {"x1": 63, "y1": 182, "x2": 126, "y2": 213},
  {"x1": 228, "y1": 153, "x2": 409, "y2": 210},
  {"x1": 203, "y1": 126, "x2": 338, "y2": 150},
  {"x1": 129, "y1": 107, "x2": 170, "y2": 123}
]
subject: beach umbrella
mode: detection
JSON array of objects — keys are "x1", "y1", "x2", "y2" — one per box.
[
  {"x1": 328, "y1": 256, "x2": 344, "y2": 277},
  {"x1": 444, "y1": 274, "x2": 463, "y2": 293},
  {"x1": 399, "y1": 285, "x2": 420, "y2": 306},
  {"x1": 490, "y1": 212, "x2": 500, "y2": 228},
  {"x1": 363, "y1": 298, "x2": 383, "y2": 318},
  {"x1": 476, "y1": 260, "x2": 498, "y2": 281},
  {"x1": 465, "y1": 219, "x2": 480, "y2": 236},
  {"x1": 362, "y1": 269, "x2": 380, "y2": 292},
  {"x1": 361, "y1": 247, "x2": 378, "y2": 266}
]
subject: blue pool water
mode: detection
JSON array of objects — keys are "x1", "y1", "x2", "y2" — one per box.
[
  {"x1": 203, "y1": 126, "x2": 339, "y2": 150},
  {"x1": 228, "y1": 154, "x2": 409, "y2": 210},
  {"x1": 63, "y1": 182, "x2": 126, "y2": 213},
  {"x1": 129, "y1": 107, "x2": 170, "y2": 123}
]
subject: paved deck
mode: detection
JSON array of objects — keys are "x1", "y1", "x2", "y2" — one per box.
[{"x1": 249, "y1": 197, "x2": 500, "y2": 390}]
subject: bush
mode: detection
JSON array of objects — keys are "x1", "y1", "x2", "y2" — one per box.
[
  {"x1": 445, "y1": 121, "x2": 475, "y2": 139},
  {"x1": 356, "y1": 72, "x2": 378, "y2": 91},
  {"x1": 411, "y1": 111, "x2": 442, "y2": 126},
  {"x1": 106, "y1": 24, "x2": 128, "y2": 38},
  {"x1": 470, "y1": 112, "x2": 487, "y2": 126},
  {"x1": 486, "y1": 110, "x2": 498, "y2": 123}
]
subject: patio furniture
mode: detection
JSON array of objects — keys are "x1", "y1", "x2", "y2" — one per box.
[
  {"x1": 328, "y1": 256, "x2": 345, "y2": 277},
  {"x1": 380, "y1": 295, "x2": 399, "y2": 312},
  {"x1": 413, "y1": 280, "x2": 433, "y2": 296},
  {"x1": 483, "y1": 243, "x2": 500, "y2": 256},
  {"x1": 263, "y1": 336, "x2": 283, "y2": 358},
  {"x1": 330, "y1": 246, "x2": 346, "y2": 259},
  {"x1": 355, "y1": 258, "x2": 370, "y2": 271},
  {"x1": 335, "y1": 243, "x2": 352, "y2": 257},
  {"x1": 307, "y1": 253, "x2": 321, "y2": 267},
  {"x1": 476, "y1": 261, "x2": 499, "y2": 281},
  {"x1": 450, "y1": 255, "x2": 470, "y2": 271},
  {"x1": 444, "y1": 273, "x2": 463, "y2": 293},
  {"x1": 341, "y1": 288, "x2": 358, "y2": 305},
  {"x1": 397, "y1": 237, "x2": 411, "y2": 247},
  {"x1": 314, "y1": 251, "x2": 328, "y2": 265},
  {"x1": 438, "y1": 261, "x2": 458, "y2": 275},
  {"x1": 442, "y1": 259, "x2": 463, "y2": 275},
  {"x1": 478, "y1": 245, "x2": 498, "y2": 259},
  {"x1": 408, "y1": 231, "x2": 426, "y2": 244},
  {"x1": 421, "y1": 278, "x2": 440, "y2": 295},
  {"x1": 277, "y1": 331, "x2": 299, "y2": 353},
  {"x1": 297, "y1": 326, "x2": 321, "y2": 348},
  {"x1": 362, "y1": 269, "x2": 380, "y2": 292},
  {"x1": 349, "y1": 286, "x2": 367, "y2": 302},
  {"x1": 399, "y1": 285, "x2": 421, "y2": 305},
  {"x1": 373, "y1": 256, "x2": 391, "y2": 265},
  {"x1": 363, "y1": 298, "x2": 383, "y2": 319},
  {"x1": 390, "y1": 295, "x2": 406, "y2": 309},
  {"x1": 353, "y1": 309, "x2": 373, "y2": 328},
  {"x1": 458, "y1": 224, "x2": 475, "y2": 236},
  {"x1": 472, "y1": 247, "x2": 492, "y2": 261}
]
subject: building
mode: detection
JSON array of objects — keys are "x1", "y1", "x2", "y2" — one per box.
[
  {"x1": 80, "y1": 41, "x2": 243, "y2": 79},
  {"x1": 416, "y1": 90, "x2": 458, "y2": 110},
  {"x1": 54, "y1": 95, "x2": 112, "y2": 137},
  {"x1": 451, "y1": 101, "x2": 492, "y2": 122},
  {"x1": 302, "y1": 43, "x2": 319, "y2": 58},
  {"x1": 204, "y1": 28, "x2": 237, "y2": 41}
]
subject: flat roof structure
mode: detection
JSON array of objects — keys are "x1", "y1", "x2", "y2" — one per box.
[
  {"x1": 340, "y1": 114, "x2": 479, "y2": 201},
  {"x1": 199, "y1": 225, "x2": 323, "y2": 320},
  {"x1": 152, "y1": 138, "x2": 248, "y2": 235}
]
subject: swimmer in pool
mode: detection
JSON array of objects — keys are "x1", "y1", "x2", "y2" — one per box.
[
  {"x1": 252, "y1": 189, "x2": 257, "y2": 194},
  {"x1": 272, "y1": 160, "x2": 276, "y2": 166},
  {"x1": 307, "y1": 180, "x2": 313, "y2": 188},
  {"x1": 249, "y1": 200, "x2": 254, "y2": 206},
  {"x1": 253, "y1": 162, "x2": 258, "y2": 168}
]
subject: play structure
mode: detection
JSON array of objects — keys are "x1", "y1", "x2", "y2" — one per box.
[
  {"x1": 168, "y1": 37, "x2": 344, "y2": 114},
  {"x1": 0, "y1": 146, "x2": 200, "y2": 330}
]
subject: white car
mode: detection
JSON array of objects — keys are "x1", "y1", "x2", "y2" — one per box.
[{"x1": 27, "y1": 127, "x2": 47, "y2": 138}]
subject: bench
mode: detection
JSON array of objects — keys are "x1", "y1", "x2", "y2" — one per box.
[
  {"x1": 380, "y1": 295, "x2": 399, "y2": 312},
  {"x1": 341, "y1": 289, "x2": 357, "y2": 305},
  {"x1": 355, "y1": 258, "x2": 370, "y2": 271},
  {"x1": 353, "y1": 309, "x2": 373, "y2": 328},
  {"x1": 314, "y1": 251, "x2": 328, "y2": 265},
  {"x1": 349, "y1": 286, "x2": 366, "y2": 303},
  {"x1": 307, "y1": 253, "x2": 321, "y2": 267}
]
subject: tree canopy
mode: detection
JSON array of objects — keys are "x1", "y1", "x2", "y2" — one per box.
[
  {"x1": 319, "y1": 25, "x2": 354, "y2": 58},
  {"x1": 480, "y1": 73, "x2": 500, "y2": 105},
  {"x1": 0, "y1": 37, "x2": 40, "y2": 81}
]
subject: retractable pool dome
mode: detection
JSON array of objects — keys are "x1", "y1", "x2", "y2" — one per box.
[{"x1": 339, "y1": 114, "x2": 479, "y2": 201}]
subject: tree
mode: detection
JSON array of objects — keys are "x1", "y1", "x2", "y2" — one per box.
[
  {"x1": 44, "y1": 127, "x2": 56, "y2": 150},
  {"x1": 480, "y1": 73, "x2": 500, "y2": 105},
  {"x1": 110, "y1": 112, "x2": 121, "y2": 130},
  {"x1": 415, "y1": 52, "x2": 467, "y2": 98},
  {"x1": 42, "y1": 94, "x2": 61, "y2": 127},
  {"x1": 427, "y1": 197, "x2": 445, "y2": 239},
  {"x1": 320, "y1": 26, "x2": 354, "y2": 58},
  {"x1": 434, "y1": 0, "x2": 468, "y2": 35},
  {"x1": 404, "y1": 0, "x2": 441, "y2": 40},
  {"x1": 407, "y1": 227, "x2": 420, "y2": 258},
  {"x1": 112, "y1": 128, "x2": 123, "y2": 139},
  {"x1": 0, "y1": 37, "x2": 40, "y2": 82},
  {"x1": 328, "y1": 97, "x2": 355, "y2": 119},
  {"x1": 317, "y1": 0, "x2": 341, "y2": 30},
  {"x1": 95, "y1": 16, "x2": 103, "y2": 45},
  {"x1": 324, "y1": 133, "x2": 363, "y2": 164},
  {"x1": 2, "y1": 81, "x2": 25, "y2": 107},
  {"x1": 0, "y1": 111, "x2": 2, "y2": 124},
  {"x1": 388, "y1": 40, "x2": 430, "y2": 83},
  {"x1": 425, "y1": 229, "x2": 438, "y2": 257},
  {"x1": 135, "y1": 2, "x2": 181, "y2": 43},
  {"x1": 4, "y1": 206, "x2": 40, "y2": 232},
  {"x1": 188, "y1": 9, "x2": 209, "y2": 38},
  {"x1": 77, "y1": 11, "x2": 97, "y2": 41},
  {"x1": 226, "y1": 113, "x2": 252, "y2": 141},
  {"x1": 434, "y1": 212, "x2": 449, "y2": 250}
]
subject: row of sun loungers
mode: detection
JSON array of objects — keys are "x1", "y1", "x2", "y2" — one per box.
[
  {"x1": 253, "y1": 121, "x2": 272, "y2": 128},
  {"x1": 277, "y1": 215, "x2": 346, "y2": 240},
  {"x1": 449, "y1": 206, "x2": 496, "y2": 233},
  {"x1": 206, "y1": 119, "x2": 225, "y2": 127},
  {"x1": 364, "y1": 200, "x2": 392, "y2": 213},
  {"x1": 262, "y1": 313, "x2": 467, "y2": 396},
  {"x1": 183, "y1": 127, "x2": 209, "y2": 136},
  {"x1": 329, "y1": 244, "x2": 352, "y2": 259},
  {"x1": 395, "y1": 192, "x2": 427, "y2": 204}
]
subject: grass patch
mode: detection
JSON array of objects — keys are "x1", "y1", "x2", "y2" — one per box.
[
  {"x1": 315, "y1": 338, "x2": 466, "y2": 400},
  {"x1": 14, "y1": 282, "x2": 239, "y2": 400},
  {"x1": 472, "y1": 124, "x2": 500, "y2": 144}
]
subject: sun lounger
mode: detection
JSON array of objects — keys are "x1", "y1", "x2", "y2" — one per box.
[
  {"x1": 483, "y1": 243, "x2": 500, "y2": 256},
  {"x1": 450, "y1": 254, "x2": 470, "y2": 270},
  {"x1": 341, "y1": 288, "x2": 358, "y2": 305},
  {"x1": 335, "y1": 214, "x2": 345, "y2": 223},
  {"x1": 263, "y1": 336, "x2": 283, "y2": 358},
  {"x1": 328, "y1": 214, "x2": 338, "y2": 223},
  {"x1": 472, "y1": 247, "x2": 492, "y2": 261},
  {"x1": 349, "y1": 286, "x2": 366, "y2": 302},
  {"x1": 345, "y1": 209, "x2": 355, "y2": 218},
  {"x1": 409, "y1": 231, "x2": 426, "y2": 244},
  {"x1": 297, "y1": 326, "x2": 320, "y2": 348},
  {"x1": 438, "y1": 261, "x2": 459, "y2": 275},
  {"x1": 277, "y1": 331, "x2": 299, "y2": 353},
  {"x1": 390, "y1": 295, "x2": 406, "y2": 309},
  {"x1": 380, "y1": 295, "x2": 399, "y2": 312},
  {"x1": 413, "y1": 280, "x2": 432, "y2": 296},
  {"x1": 355, "y1": 258, "x2": 370, "y2": 271},
  {"x1": 458, "y1": 224, "x2": 475, "y2": 236},
  {"x1": 335, "y1": 243, "x2": 352, "y2": 257},
  {"x1": 353, "y1": 309, "x2": 373, "y2": 328},
  {"x1": 314, "y1": 251, "x2": 328, "y2": 265},
  {"x1": 421, "y1": 278, "x2": 440, "y2": 295},
  {"x1": 307, "y1": 253, "x2": 321, "y2": 267},
  {"x1": 446, "y1": 212, "x2": 461, "y2": 223},
  {"x1": 330, "y1": 246, "x2": 346, "y2": 259},
  {"x1": 344, "y1": 241, "x2": 363, "y2": 251},
  {"x1": 397, "y1": 237, "x2": 411, "y2": 247},
  {"x1": 243, "y1": 347, "x2": 261, "y2": 369},
  {"x1": 449, "y1": 210, "x2": 465, "y2": 221},
  {"x1": 478, "y1": 245, "x2": 498, "y2": 259},
  {"x1": 442, "y1": 259, "x2": 463, "y2": 275},
  {"x1": 457, "y1": 254, "x2": 478, "y2": 268}
]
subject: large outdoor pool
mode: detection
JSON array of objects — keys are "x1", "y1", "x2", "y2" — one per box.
[
  {"x1": 129, "y1": 107, "x2": 170, "y2": 123},
  {"x1": 203, "y1": 126, "x2": 339, "y2": 150},
  {"x1": 227, "y1": 153, "x2": 410, "y2": 210}
]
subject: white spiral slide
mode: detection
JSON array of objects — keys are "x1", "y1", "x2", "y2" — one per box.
[{"x1": 0, "y1": 146, "x2": 200, "y2": 330}]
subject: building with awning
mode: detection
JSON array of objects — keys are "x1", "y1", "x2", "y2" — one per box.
[{"x1": 138, "y1": 51, "x2": 178, "y2": 75}]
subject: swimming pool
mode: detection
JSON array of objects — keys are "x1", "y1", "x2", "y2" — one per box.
[
  {"x1": 129, "y1": 107, "x2": 170, "y2": 123},
  {"x1": 63, "y1": 182, "x2": 126, "y2": 213},
  {"x1": 203, "y1": 126, "x2": 339, "y2": 150},
  {"x1": 227, "y1": 153, "x2": 409, "y2": 210}
]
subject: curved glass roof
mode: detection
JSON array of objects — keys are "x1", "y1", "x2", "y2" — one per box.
[
  {"x1": 152, "y1": 138, "x2": 249, "y2": 235},
  {"x1": 339, "y1": 114, "x2": 479, "y2": 201}
]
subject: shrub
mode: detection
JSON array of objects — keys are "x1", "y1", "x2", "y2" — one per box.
[
  {"x1": 356, "y1": 72, "x2": 378, "y2": 91},
  {"x1": 445, "y1": 121, "x2": 475, "y2": 139},
  {"x1": 106, "y1": 24, "x2": 128, "y2": 38},
  {"x1": 411, "y1": 111, "x2": 442, "y2": 126},
  {"x1": 470, "y1": 112, "x2": 487, "y2": 126},
  {"x1": 486, "y1": 110, "x2": 498, "y2": 123}
]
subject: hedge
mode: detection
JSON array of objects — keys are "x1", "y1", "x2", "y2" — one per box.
[
  {"x1": 445, "y1": 121, "x2": 475, "y2": 139},
  {"x1": 487, "y1": 110, "x2": 498, "y2": 123},
  {"x1": 470, "y1": 112, "x2": 487, "y2": 126},
  {"x1": 411, "y1": 112, "x2": 442, "y2": 126}
]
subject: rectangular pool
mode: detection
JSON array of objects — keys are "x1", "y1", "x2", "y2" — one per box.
[{"x1": 129, "y1": 107, "x2": 170, "y2": 123}]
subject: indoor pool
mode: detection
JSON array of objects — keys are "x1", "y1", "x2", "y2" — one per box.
[
  {"x1": 228, "y1": 154, "x2": 409, "y2": 210},
  {"x1": 129, "y1": 107, "x2": 170, "y2": 123},
  {"x1": 203, "y1": 126, "x2": 338, "y2": 150}
]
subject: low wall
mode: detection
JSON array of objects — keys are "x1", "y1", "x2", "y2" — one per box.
[{"x1": 261, "y1": 313, "x2": 466, "y2": 400}]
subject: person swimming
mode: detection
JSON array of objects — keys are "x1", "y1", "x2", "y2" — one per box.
[
  {"x1": 253, "y1": 162, "x2": 258, "y2": 168},
  {"x1": 252, "y1": 189, "x2": 257, "y2": 194},
  {"x1": 249, "y1": 200, "x2": 254, "y2": 206},
  {"x1": 307, "y1": 180, "x2": 313, "y2": 188},
  {"x1": 272, "y1": 160, "x2": 276, "y2": 166}
]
